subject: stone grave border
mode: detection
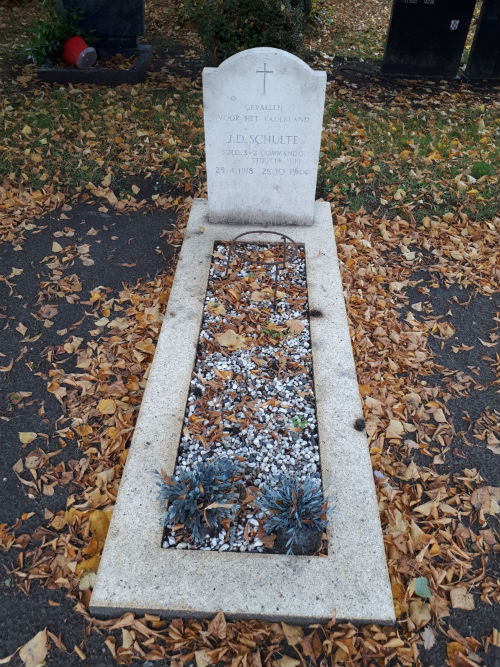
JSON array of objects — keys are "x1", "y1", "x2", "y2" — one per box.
[
  {"x1": 90, "y1": 199, "x2": 395, "y2": 624},
  {"x1": 37, "y1": 45, "x2": 151, "y2": 85}
]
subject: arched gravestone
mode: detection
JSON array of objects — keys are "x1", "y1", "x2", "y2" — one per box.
[
  {"x1": 465, "y1": 0, "x2": 500, "y2": 79},
  {"x1": 382, "y1": 0, "x2": 476, "y2": 78},
  {"x1": 203, "y1": 48, "x2": 326, "y2": 226}
]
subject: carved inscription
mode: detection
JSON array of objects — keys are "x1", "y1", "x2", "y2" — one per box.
[{"x1": 213, "y1": 100, "x2": 311, "y2": 177}]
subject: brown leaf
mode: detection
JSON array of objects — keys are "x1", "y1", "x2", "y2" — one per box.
[
  {"x1": 207, "y1": 610, "x2": 226, "y2": 639},
  {"x1": 409, "y1": 600, "x2": 431, "y2": 629},
  {"x1": 207, "y1": 300, "x2": 226, "y2": 316},
  {"x1": 386, "y1": 419, "x2": 405, "y2": 439},
  {"x1": 286, "y1": 319, "x2": 305, "y2": 336},
  {"x1": 215, "y1": 330, "x2": 247, "y2": 350}
]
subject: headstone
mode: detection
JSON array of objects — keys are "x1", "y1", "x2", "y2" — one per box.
[
  {"x1": 203, "y1": 48, "x2": 326, "y2": 226},
  {"x1": 382, "y1": 0, "x2": 476, "y2": 78},
  {"x1": 465, "y1": 0, "x2": 500, "y2": 79},
  {"x1": 58, "y1": 0, "x2": 144, "y2": 49}
]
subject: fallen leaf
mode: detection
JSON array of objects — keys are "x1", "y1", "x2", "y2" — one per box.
[
  {"x1": 281, "y1": 622, "x2": 304, "y2": 646},
  {"x1": 274, "y1": 657, "x2": 300, "y2": 667},
  {"x1": 207, "y1": 610, "x2": 226, "y2": 639},
  {"x1": 207, "y1": 300, "x2": 226, "y2": 316},
  {"x1": 19, "y1": 432, "x2": 37, "y2": 444},
  {"x1": 51, "y1": 242, "x2": 63, "y2": 253},
  {"x1": 409, "y1": 600, "x2": 431, "y2": 629},
  {"x1": 386, "y1": 419, "x2": 405, "y2": 439},
  {"x1": 421, "y1": 626, "x2": 436, "y2": 650},
  {"x1": 215, "y1": 329, "x2": 246, "y2": 350},
  {"x1": 286, "y1": 319, "x2": 305, "y2": 336},
  {"x1": 414, "y1": 576, "x2": 432, "y2": 599},
  {"x1": 450, "y1": 586, "x2": 475, "y2": 610},
  {"x1": 97, "y1": 398, "x2": 116, "y2": 415},
  {"x1": 19, "y1": 629, "x2": 47, "y2": 667},
  {"x1": 195, "y1": 650, "x2": 211, "y2": 667},
  {"x1": 89, "y1": 509, "x2": 110, "y2": 542}
]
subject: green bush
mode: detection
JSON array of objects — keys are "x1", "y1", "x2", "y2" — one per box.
[
  {"x1": 185, "y1": 0, "x2": 311, "y2": 64},
  {"x1": 27, "y1": 0, "x2": 80, "y2": 65}
]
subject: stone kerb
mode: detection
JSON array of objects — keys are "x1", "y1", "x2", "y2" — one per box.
[{"x1": 203, "y1": 48, "x2": 326, "y2": 226}]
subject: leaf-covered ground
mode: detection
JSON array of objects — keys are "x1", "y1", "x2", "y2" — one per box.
[{"x1": 0, "y1": 0, "x2": 499, "y2": 665}]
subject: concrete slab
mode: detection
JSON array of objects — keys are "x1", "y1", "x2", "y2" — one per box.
[{"x1": 90, "y1": 199, "x2": 395, "y2": 624}]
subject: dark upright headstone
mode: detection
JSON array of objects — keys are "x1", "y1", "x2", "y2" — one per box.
[
  {"x1": 59, "y1": 0, "x2": 145, "y2": 49},
  {"x1": 382, "y1": 0, "x2": 476, "y2": 78},
  {"x1": 465, "y1": 0, "x2": 500, "y2": 79}
]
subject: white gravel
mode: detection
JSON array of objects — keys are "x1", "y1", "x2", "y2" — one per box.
[{"x1": 161, "y1": 242, "x2": 322, "y2": 553}]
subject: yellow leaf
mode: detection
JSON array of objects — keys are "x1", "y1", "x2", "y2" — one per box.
[
  {"x1": 131, "y1": 184, "x2": 140, "y2": 195},
  {"x1": 89, "y1": 509, "x2": 110, "y2": 542},
  {"x1": 97, "y1": 398, "x2": 116, "y2": 414},
  {"x1": 446, "y1": 642, "x2": 464, "y2": 661},
  {"x1": 75, "y1": 424, "x2": 93, "y2": 437},
  {"x1": 19, "y1": 432, "x2": 37, "y2": 444},
  {"x1": 51, "y1": 241, "x2": 63, "y2": 253},
  {"x1": 136, "y1": 339, "x2": 156, "y2": 355},
  {"x1": 19, "y1": 629, "x2": 47, "y2": 667},
  {"x1": 75, "y1": 554, "x2": 100, "y2": 577},
  {"x1": 22, "y1": 125, "x2": 32, "y2": 136},
  {"x1": 429, "y1": 543, "x2": 441, "y2": 556}
]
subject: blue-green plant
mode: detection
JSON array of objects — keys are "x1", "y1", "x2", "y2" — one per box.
[
  {"x1": 155, "y1": 458, "x2": 241, "y2": 544},
  {"x1": 256, "y1": 475, "x2": 328, "y2": 555}
]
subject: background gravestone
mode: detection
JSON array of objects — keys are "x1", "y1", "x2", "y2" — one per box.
[
  {"x1": 382, "y1": 0, "x2": 476, "y2": 78},
  {"x1": 203, "y1": 48, "x2": 326, "y2": 226},
  {"x1": 57, "y1": 0, "x2": 144, "y2": 49},
  {"x1": 465, "y1": 0, "x2": 500, "y2": 79}
]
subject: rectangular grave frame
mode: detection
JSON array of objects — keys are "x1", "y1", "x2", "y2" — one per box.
[{"x1": 90, "y1": 199, "x2": 395, "y2": 624}]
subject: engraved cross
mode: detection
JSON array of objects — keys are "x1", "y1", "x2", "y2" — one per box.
[{"x1": 256, "y1": 62, "x2": 273, "y2": 95}]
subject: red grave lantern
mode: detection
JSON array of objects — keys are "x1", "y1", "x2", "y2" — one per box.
[{"x1": 63, "y1": 36, "x2": 97, "y2": 69}]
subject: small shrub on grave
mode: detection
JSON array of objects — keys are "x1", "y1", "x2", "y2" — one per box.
[
  {"x1": 155, "y1": 458, "x2": 241, "y2": 544},
  {"x1": 27, "y1": 0, "x2": 82, "y2": 65},
  {"x1": 256, "y1": 474, "x2": 328, "y2": 555},
  {"x1": 183, "y1": 0, "x2": 311, "y2": 65}
]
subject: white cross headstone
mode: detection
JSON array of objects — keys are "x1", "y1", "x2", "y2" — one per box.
[{"x1": 203, "y1": 47, "x2": 326, "y2": 226}]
